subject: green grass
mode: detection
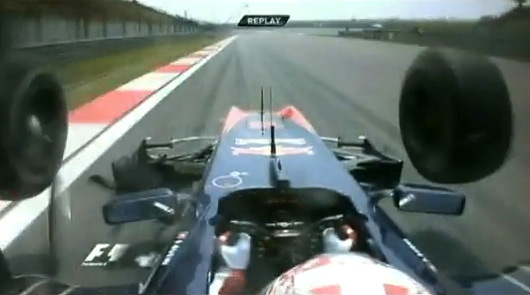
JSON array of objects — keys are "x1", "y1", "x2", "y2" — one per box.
[
  {"x1": 53, "y1": 34, "x2": 224, "y2": 110},
  {"x1": 381, "y1": 20, "x2": 477, "y2": 34},
  {"x1": 380, "y1": 8, "x2": 530, "y2": 36},
  {"x1": 340, "y1": 11, "x2": 530, "y2": 61}
]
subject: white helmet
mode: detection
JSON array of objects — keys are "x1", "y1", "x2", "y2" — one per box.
[{"x1": 262, "y1": 253, "x2": 433, "y2": 295}]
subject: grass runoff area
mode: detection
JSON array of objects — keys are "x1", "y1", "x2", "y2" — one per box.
[
  {"x1": 51, "y1": 34, "x2": 223, "y2": 110},
  {"x1": 335, "y1": 7, "x2": 530, "y2": 62}
]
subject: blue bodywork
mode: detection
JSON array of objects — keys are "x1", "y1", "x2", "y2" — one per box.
[{"x1": 137, "y1": 106, "x2": 457, "y2": 295}]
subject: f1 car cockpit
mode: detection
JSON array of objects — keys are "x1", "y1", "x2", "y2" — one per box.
[{"x1": 211, "y1": 188, "x2": 382, "y2": 288}]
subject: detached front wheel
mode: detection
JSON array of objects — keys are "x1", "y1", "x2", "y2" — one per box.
[
  {"x1": 0, "y1": 56, "x2": 67, "y2": 200},
  {"x1": 399, "y1": 48, "x2": 512, "y2": 184}
]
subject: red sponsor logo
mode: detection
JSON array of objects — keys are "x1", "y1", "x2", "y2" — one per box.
[{"x1": 231, "y1": 145, "x2": 313, "y2": 156}]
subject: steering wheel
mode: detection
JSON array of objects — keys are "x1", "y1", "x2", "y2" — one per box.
[
  {"x1": 216, "y1": 214, "x2": 351, "y2": 247},
  {"x1": 226, "y1": 220, "x2": 271, "y2": 239},
  {"x1": 213, "y1": 215, "x2": 359, "y2": 274},
  {"x1": 218, "y1": 214, "x2": 346, "y2": 234},
  {"x1": 300, "y1": 214, "x2": 346, "y2": 235}
]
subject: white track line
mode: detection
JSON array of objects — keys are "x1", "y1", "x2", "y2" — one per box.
[
  {"x1": 521, "y1": 266, "x2": 530, "y2": 274},
  {"x1": 0, "y1": 202, "x2": 10, "y2": 213},
  {"x1": 502, "y1": 274, "x2": 530, "y2": 294},
  {"x1": 0, "y1": 36, "x2": 237, "y2": 250},
  {"x1": 64, "y1": 123, "x2": 107, "y2": 157}
]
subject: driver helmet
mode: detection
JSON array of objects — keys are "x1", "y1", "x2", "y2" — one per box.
[{"x1": 260, "y1": 253, "x2": 433, "y2": 295}]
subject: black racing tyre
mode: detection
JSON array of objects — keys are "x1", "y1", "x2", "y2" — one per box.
[
  {"x1": 399, "y1": 48, "x2": 512, "y2": 184},
  {"x1": 0, "y1": 55, "x2": 67, "y2": 200}
]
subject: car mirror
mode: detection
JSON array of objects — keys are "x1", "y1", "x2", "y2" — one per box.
[
  {"x1": 102, "y1": 188, "x2": 196, "y2": 225},
  {"x1": 392, "y1": 183, "x2": 465, "y2": 215}
]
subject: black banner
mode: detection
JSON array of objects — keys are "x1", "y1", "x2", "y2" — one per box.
[{"x1": 238, "y1": 15, "x2": 290, "y2": 27}]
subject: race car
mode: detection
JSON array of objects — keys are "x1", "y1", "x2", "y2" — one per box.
[
  {"x1": 0, "y1": 46, "x2": 512, "y2": 295},
  {"x1": 102, "y1": 104, "x2": 469, "y2": 295}
]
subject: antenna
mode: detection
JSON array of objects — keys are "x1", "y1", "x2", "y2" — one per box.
[
  {"x1": 260, "y1": 87, "x2": 264, "y2": 135},
  {"x1": 269, "y1": 86, "x2": 273, "y2": 126},
  {"x1": 269, "y1": 86, "x2": 276, "y2": 157},
  {"x1": 270, "y1": 125, "x2": 276, "y2": 156}
]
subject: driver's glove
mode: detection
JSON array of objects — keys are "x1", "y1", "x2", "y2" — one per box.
[
  {"x1": 219, "y1": 232, "x2": 252, "y2": 270},
  {"x1": 323, "y1": 226, "x2": 357, "y2": 254}
]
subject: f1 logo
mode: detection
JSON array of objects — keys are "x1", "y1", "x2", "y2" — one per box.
[{"x1": 82, "y1": 243, "x2": 129, "y2": 266}]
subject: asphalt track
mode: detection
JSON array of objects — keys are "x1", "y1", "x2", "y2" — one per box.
[{"x1": 4, "y1": 30, "x2": 530, "y2": 291}]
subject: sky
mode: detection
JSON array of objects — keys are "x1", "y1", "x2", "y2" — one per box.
[{"x1": 138, "y1": 0, "x2": 516, "y2": 22}]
